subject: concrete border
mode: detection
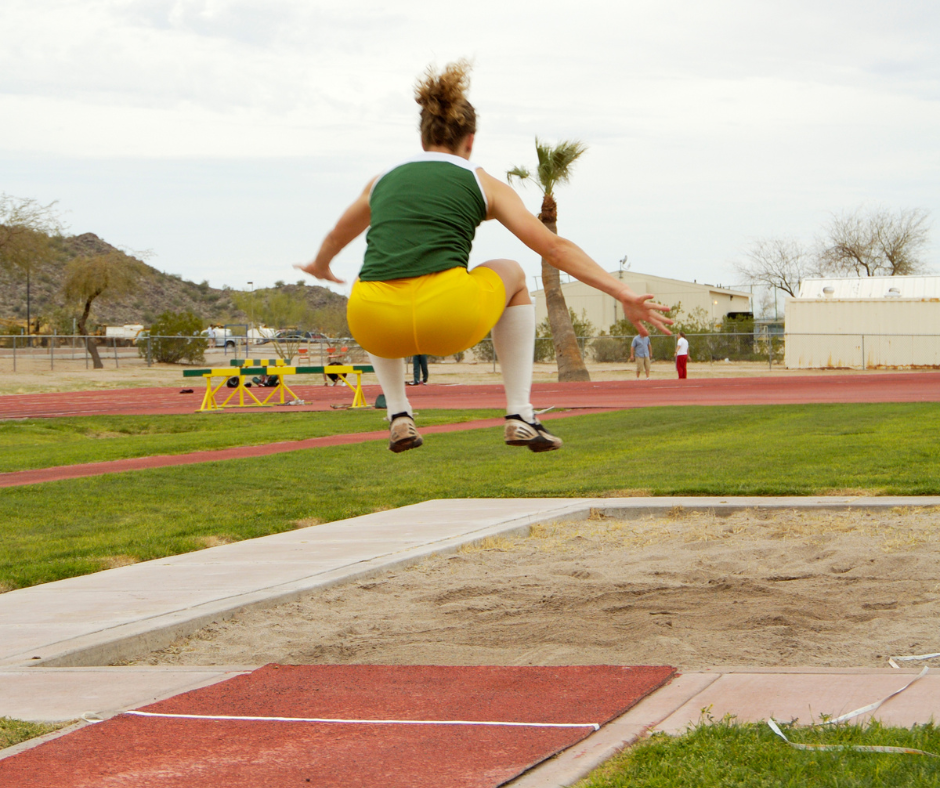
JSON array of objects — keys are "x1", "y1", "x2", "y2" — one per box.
[
  {"x1": 1, "y1": 499, "x2": 592, "y2": 669},
  {"x1": 3, "y1": 497, "x2": 939, "y2": 671}
]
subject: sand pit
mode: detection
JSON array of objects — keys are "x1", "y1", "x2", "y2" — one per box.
[{"x1": 139, "y1": 507, "x2": 940, "y2": 671}]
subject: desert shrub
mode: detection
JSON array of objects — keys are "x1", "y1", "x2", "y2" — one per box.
[
  {"x1": 142, "y1": 310, "x2": 208, "y2": 364},
  {"x1": 535, "y1": 308, "x2": 595, "y2": 362},
  {"x1": 593, "y1": 335, "x2": 630, "y2": 363},
  {"x1": 471, "y1": 334, "x2": 496, "y2": 362}
]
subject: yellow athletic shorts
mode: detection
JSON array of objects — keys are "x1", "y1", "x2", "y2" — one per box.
[{"x1": 347, "y1": 266, "x2": 506, "y2": 358}]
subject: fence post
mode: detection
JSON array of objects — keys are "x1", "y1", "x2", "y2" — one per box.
[
  {"x1": 12, "y1": 334, "x2": 16, "y2": 373},
  {"x1": 147, "y1": 336, "x2": 153, "y2": 367},
  {"x1": 51, "y1": 330, "x2": 55, "y2": 371},
  {"x1": 861, "y1": 335, "x2": 866, "y2": 370},
  {"x1": 84, "y1": 336, "x2": 89, "y2": 369}
]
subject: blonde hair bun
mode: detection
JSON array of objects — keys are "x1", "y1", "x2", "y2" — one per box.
[{"x1": 414, "y1": 59, "x2": 476, "y2": 149}]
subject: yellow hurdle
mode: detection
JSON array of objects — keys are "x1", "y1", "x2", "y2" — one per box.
[
  {"x1": 192, "y1": 364, "x2": 368, "y2": 412},
  {"x1": 327, "y1": 365, "x2": 369, "y2": 408},
  {"x1": 197, "y1": 368, "x2": 303, "y2": 412}
]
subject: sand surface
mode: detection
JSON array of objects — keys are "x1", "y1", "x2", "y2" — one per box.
[{"x1": 140, "y1": 507, "x2": 940, "y2": 671}]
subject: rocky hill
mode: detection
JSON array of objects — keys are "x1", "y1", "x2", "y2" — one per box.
[{"x1": 0, "y1": 233, "x2": 347, "y2": 334}]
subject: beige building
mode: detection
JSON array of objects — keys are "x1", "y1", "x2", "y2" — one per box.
[
  {"x1": 531, "y1": 271, "x2": 752, "y2": 332},
  {"x1": 785, "y1": 275, "x2": 940, "y2": 369}
]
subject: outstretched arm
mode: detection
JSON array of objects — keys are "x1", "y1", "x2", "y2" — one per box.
[
  {"x1": 479, "y1": 170, "x2": 673, "y2": 336},
  {"x1": 294, "y1": 179, "x2": 376, "y2": 284}
]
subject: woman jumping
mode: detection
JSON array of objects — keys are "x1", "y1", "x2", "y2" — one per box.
[{"x1": 297, "y1": 60, "x2": 673, "y2": 453}]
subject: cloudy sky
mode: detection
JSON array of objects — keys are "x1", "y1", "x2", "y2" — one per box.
[{"x1": 2, "y1": 0, "x2": 938, "y2": 301}]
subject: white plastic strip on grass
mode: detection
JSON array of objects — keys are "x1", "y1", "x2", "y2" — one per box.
[
  {"x1": 766, "y1": 666, "x2": 936, "y2": 757},
  {"x1": 121, "y1": 710, "x2": 600, "y2": 730},
  {"x1": 819, "y1": 666, "x2": 929, "y2": 725},
  {"x1": 767, "y1": 719, "x2": 938, "y2": 757},
  {"x1": 889, "y1": 652, "x2": 940, "y2": 669}
]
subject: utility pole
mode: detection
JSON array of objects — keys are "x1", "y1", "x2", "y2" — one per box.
[
  {"x1": 247, "y1": 281, "x2": 254, "y2": 353},
  {"x1": 613, "y1": 255, "x2": 627, "y2": 325}
]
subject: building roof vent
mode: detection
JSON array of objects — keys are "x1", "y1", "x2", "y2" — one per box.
[
  {"x1": 885, "y1": 287, "x2": 901, "y2": 298},
  {"x1": 822, "y1": 286, "x2": 835, "y2": 297}
]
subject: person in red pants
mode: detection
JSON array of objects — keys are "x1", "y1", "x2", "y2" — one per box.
[{"x1": 675, "y1": 332, "x2": 689, "y2": 378}]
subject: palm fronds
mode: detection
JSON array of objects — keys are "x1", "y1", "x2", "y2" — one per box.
[
  {"x1": 506, "y1": 165, "x2": 533, "y2": 188},
  {"x1": 534, "y1": 137, "x2": 587, "y2": 195},
  {"x1": 509, "y1": 138, "x2": 588, "y2": 196}
]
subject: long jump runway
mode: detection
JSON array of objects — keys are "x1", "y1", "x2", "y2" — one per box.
[
  {"x1": 0, "y1": 664, "x2": 676, "y2": 788},
  {"x1": 0, "y1": 372, "x2": 938, "y2": 421}
]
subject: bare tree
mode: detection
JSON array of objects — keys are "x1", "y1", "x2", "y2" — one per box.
[
  {"x1": 0, "y1": 194, "x2": 62, "y2": 255},
  {"x1": 62, "y1": 251, "x2": 144, "y2": 368},
  {"x1": 0, "y1": 194, "x2": 64, "y2": 333},
  {"x1": 733, "y1": 237, "x2": 818, "y2": 297},
  {"x1": 508, "y1": 138, "x2": 591, "y2": 382},
  {"x1": 819, "y1": 206, "x2": 931, "y2": 277}
]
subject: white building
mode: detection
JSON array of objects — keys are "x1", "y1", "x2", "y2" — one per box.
[
  {"x1": 531, "y1": 271, "x2": 752, "y2": 332},
  {"x1": 785, "y1": 275, "x2": 940, "y2": 369}
]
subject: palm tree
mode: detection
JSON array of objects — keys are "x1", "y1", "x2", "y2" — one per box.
[{"x1": 508, "y1": 138, "x2": 590, "y2": 382}]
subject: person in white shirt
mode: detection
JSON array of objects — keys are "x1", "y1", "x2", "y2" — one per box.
[{"x1": 675, "y1": 332, "x2": 689, "y2": 379}]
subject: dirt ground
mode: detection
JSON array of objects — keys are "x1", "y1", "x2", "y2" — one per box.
[
  {"x1": 0, "y1": 354, "x2": 901, "y2": 397},
  {"x1": 139, "y1": 507, "x2": 940, "y2": 671}
]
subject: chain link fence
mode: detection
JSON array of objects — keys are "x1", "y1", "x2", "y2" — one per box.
[
  {"x1": 0, "y1": 334, "x2": 371, "y2": 373},
  {"x1": 1, "y1": 332, "x2": 938, "y2": 373},
  {"x1": 467, "y1": 333, "x2": 785, "y2": 368}
]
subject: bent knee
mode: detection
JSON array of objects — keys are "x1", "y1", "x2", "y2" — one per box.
[{"x1": 478, "y1": 259, "x2": 527, "y2": 301}]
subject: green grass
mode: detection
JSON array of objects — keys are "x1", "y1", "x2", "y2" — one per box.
[
  {"x1": 0, "y1": 408, "x2": 501, "y2": 472},
  {"x1": 1, "y1": 403, "x2": 938, "y2": 590},
  {"x1": 0, "y1": 717, "x2": 68, "y2": 750},
  {"x1": 579, "y1": 718, "x2": 940, "y2": 787}
]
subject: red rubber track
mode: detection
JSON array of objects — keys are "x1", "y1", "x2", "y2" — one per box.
[
  {"x1": 1, "y1": 372, "x2": 938, "y2": 421},
  {"x1": 0, "y1": 664, "x2": 676, "y2": 788}
]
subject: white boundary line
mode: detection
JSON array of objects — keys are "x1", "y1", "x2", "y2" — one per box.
[{"x1": 116, "y1": 710, "x2": 600, "y2": 730}]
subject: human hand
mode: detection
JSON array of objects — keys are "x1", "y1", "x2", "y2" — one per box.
[
  {"x1": 293, "y1": 261, "x2": 346, "y2": 285},
  {"x1": 619, "y1": 291, "x2": 674, "y2": 336}
]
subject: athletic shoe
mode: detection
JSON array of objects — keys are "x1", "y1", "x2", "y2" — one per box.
[
  {"x1": 504, "y1": 415, "x2": 563, "y2": 452},
  {"x1": 388, "y1": 412, "x2": 423, "y2": 453}
]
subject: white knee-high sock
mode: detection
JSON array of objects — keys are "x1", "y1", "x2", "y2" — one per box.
[
  {"x1": 491, "y1": 304, "x2": 536, "y2": 422},
  {"x1": 367, "y1": 353, "x2": 411, "y2": 418}
]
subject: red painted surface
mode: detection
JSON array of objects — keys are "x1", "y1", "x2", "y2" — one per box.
[{"x1": 0, "y1": 664, "x2": 676, "y2": 788}]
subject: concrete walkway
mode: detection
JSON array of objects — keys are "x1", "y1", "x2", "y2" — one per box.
[{"x1": 4, "y1": 496, "x2": 940, "y2": 784}]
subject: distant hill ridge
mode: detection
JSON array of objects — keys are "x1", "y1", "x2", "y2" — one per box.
[{"x1": 0, "y1": 232, "x2": 347, "y2": 333}]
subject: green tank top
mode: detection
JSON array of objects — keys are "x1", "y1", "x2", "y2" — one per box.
[{"x1": 359, "y1": 152, "x2": 489, "y2": 282}]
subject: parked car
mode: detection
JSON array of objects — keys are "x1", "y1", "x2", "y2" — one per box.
[
  {"x1": 258, "y1": 330, "x2": 329, "y2": 345},
  {"x1": 203, "y1": 327, "x2": 237, "y2": 350},
  {"x1": 203, "y1": 326, "x2": 276, "y2": 349}
]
